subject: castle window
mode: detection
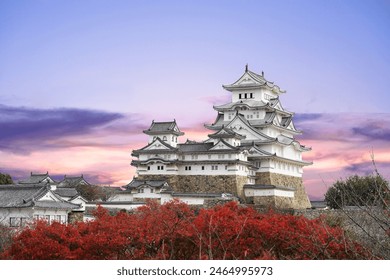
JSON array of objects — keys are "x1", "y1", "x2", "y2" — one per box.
[
  {"x1": 147, "y1": 166, "x2": 150, "y2": 170},
  {"x1": 244, "y1": 93, "x2": 247, "y2": 99},
  {"x1": 172, "y1": 136, "x2": 174, "y2": 141},
  {"x1": 239, "y1": 93, "x2": 242, "y2": 99},
  {"x1": 185, "y1": 166, "x2": 192, "y2": 171},
  {"x1": 202, "y1": 166, "x2": 205, "y2": 170},
  {"x1": 250, "y1": 93, "x2": 253, "y2": 98},
  {"x1": 9, "y1": 217, "x2": 20, "y2": 227}
]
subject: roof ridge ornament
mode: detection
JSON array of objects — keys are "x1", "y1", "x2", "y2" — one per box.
[{"x1": 245, "y1": 64, "x2": 248, "y2": 72}]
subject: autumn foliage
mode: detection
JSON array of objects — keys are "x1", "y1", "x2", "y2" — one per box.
[{"x1": 1, "y1": 200, "x2": 374, "y2": 260}]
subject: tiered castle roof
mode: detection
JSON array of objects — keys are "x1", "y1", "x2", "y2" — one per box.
[
  {"x1": 143, "y1": 120, "x2": 184, "y2": 136},
  {"x1": 222, "y1": 65, "x2": 285, "y2": 94}
]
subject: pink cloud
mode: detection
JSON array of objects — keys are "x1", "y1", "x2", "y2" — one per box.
[{"x1": 2, "y1": 110, "x2": 390, "y2": 202}]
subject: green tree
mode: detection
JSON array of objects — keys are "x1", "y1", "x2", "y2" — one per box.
[
  {"x1": 0, "y1": 173, "x2": 13, "y2": 185},
  {"x1": 325, "y1": 174, "x2": 390, "y2": 209},
  {"x1": 75, "y1": 184, "x2": 115, "y2": 202}
]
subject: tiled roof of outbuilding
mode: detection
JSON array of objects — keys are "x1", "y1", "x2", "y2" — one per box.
[
  {"x1": 0, "y1": 184, "x2": 80, "y2": 210},
  {"x1": 125, "y1": 179, "x2": 173, "y2": 191},
  {"x1": 0, "y1": 185, "x2": 47, "y2": 208},
  {"x1": 18, "y1": 172, "x2": 55, "y2": 184},
  {"x1": 58, "y1": 175, "x2": 90, "y2": 188},
  {"x1": 54, "y1": 188, "x2": 79, "y2": 198},
  {"x1": 34, "y1": 200, "x2": 80, "y2": 210}
]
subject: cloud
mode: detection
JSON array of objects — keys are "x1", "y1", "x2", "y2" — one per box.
[
  {"x1": 294, "y1": 113, "x2": 323, "y2": 122},
  {"x1": 0, "y1": 104, "x2": 139, "y2": 153},
  {"x1": 292, "y1": 113, "x2": 390, "y2": 199},
  {"x1": 351, "y1": 118, "x2": 390, "y2": 142},
  {"x1": 295, "y1": 113, "x2": 390, "y2": 143},
  {"x1": 2, "y1": 109, "x2": 390, "y2": 195},
  {"x1": 198, "y1": 95, "x2": 230, "y2": 106}
]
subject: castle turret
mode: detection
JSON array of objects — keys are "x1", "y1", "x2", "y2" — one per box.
[{"x1": 143, "y1": 120, "x2": 184, "y2": 148}]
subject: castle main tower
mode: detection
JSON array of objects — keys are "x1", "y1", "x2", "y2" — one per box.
[
  {"x1": 131, "y1": 66, "x2": 312, "y2": 209},
  {"x1": 205, "y1": 66, "x2": 312, "y2": 208}
]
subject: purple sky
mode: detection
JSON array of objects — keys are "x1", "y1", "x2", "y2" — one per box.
[{"x1": 1, "y1": 0, "x2": 389, "y2": 199}]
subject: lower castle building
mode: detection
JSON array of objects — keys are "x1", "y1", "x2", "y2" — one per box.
[{"x1": 130, "y1": 66, "x2": 312, "y2": 209}]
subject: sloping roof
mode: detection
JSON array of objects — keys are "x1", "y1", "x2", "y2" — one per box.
[
  {"x1": 213, "y1": 100, "x2": 268, "y2": 110},
  {"x1": 143, "y1": 120, "x2": 184, "y2": 136},
  {"x1": 247, "y1": 145, "x2": 275, "y2": 157},
  {"x1": 0, "y1": 184, "x2": 80, "y2": 210},
  {"x1": 54, "y1": 188, "x2": 79, "y2": 198},
  {"x1": 58, "y1": 175, "x2": 89, "y2": 188},
  {"x1": 33, "y1": 200, "x2": 80, "y2": 210},
  {"x1": 171, "y1": 192, "x2": 222, "y2": 198},
  {"x1": 208, "y1": 126, "x2": 246, "y2": 140},
  {"x1": 226, "y1": 113, "x2": 276, "y2": 141},
  {"x1": 18, "y1": 172, "x2": 55, "y2": 184},
  {"x1": 0, "y1": 185, "x2": 48, "y2": 208},
  {"x1": 209, "y1": 139, "x2": 240, "y2": 151},
  {"x1": 222, "y1": 67, "x2": 285, "y2": 94},
  {"x1": 280, "y1": 116, "x2": 292, "y2": 127},
  {"x1": 243, "y1": 184, "x2": 295, "y2": 191},
  {"x1": 125, "y1": 179, "x2": 172, "y2": 191},
  {"x1": 132, "y1": 137, "x2": 178, "y2": 156},
  {"x1": 177, "y1": 142, "x2": 214, "y2": 152}
]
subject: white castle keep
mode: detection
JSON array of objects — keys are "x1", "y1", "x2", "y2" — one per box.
[{"x1": 131, "y1": 66, "x2": 312, "y2": 209}]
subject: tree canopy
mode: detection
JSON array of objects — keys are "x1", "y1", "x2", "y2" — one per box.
[
  {"x1": 0, "y1": 173, "x2": 13, "y2": 185},
  {"x1": 74, "y1": 184, "x2": 116, "y2": 202},
  {"x1": 325, "y1": 174, "x2": 390, "y2": 209},
  {"x1": 1, "y1": 200, "x2": 373, "y2": 260}
]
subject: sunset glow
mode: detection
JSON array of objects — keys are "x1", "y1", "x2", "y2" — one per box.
[{"x1": 1, "y1": 1, "x2": 389, "y2": 200}]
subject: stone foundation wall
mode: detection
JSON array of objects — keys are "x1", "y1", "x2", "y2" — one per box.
[
  {"x1": 256, "y1": 172, "x2": 311, "y2": 209},
  {"x1": 137, "y1": 172, "x2": 311, "y2": 209},
  {"x1": 137, "y1": 174, "x2": 247, "y2": 197},
  {"x1": 253, "y1": 196, "x2": 295, "y2": 209}
]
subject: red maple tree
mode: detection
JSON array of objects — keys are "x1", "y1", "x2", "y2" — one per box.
[{"x1": 1, "y1": 200, "x2": 374, "y2": 260}]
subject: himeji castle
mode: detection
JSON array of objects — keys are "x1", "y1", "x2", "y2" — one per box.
[{"x1": 130, "y1": 66, "x2": 312, "y2": 209}]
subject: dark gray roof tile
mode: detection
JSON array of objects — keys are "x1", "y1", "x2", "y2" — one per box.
[
  {"x1": 177, "y1": 143, "x2": 213, "y2": 152},
  {"x1": 54, "y1": 188, "x2": 79, "y2": 198},
  {"x1": 143, "y1": 120, "x2": 184, "y2": 136}
]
